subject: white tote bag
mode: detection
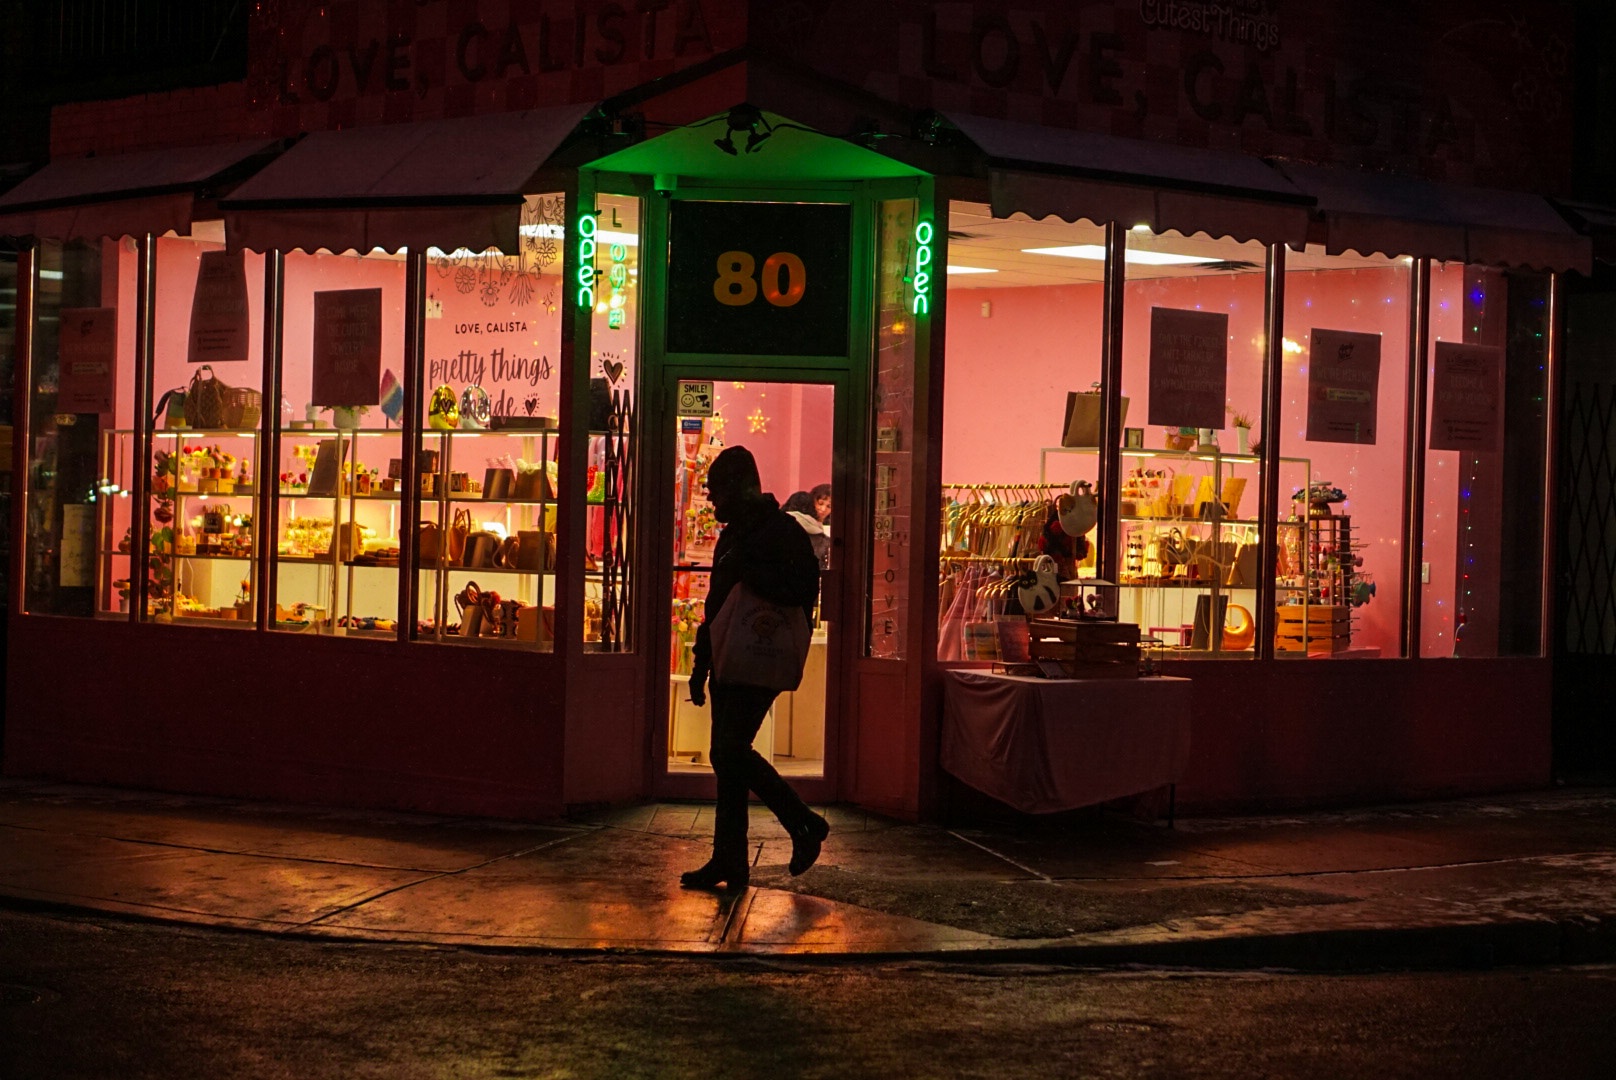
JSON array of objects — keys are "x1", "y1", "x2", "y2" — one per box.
[{"x1": 710, "y1": 582, "x2": 812, "y2": 692}]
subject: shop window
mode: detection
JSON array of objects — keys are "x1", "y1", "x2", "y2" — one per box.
[
  {"x1": 585, "y1": 192, "x2": 640, "y2": 652},
  {"x1": 1421, "y1": 265, "x2": 1549, "y2": 658},
  {"x1": 1118, "y1": 229, "x2": 1269, "y2": 659},
  {"x1": 28, "y1": 238, "x2": 134, "y2": 618},
  {"x1": 1278, "y1": 247, "x2": 1412, "y2": 658},
  {"x1": 416, "y1": 193, "x2": 570, "y2": 650},
  {"x1": 135, "y1": 229, "x2": 266, "y2": 625},
  {"x1": 938, "y1": 202, "x2": 1105, "y2": 662},
  {"x1": 271, "y1": 247, "x2": 406, "y2": 636},
  {"x1": 869, "y1": 197, "x2": 919, "y2": 659}
]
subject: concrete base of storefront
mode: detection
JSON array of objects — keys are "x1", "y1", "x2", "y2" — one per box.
[
  {"x1": 6, "y1": 616, "x2": 572, "y2": 820},
  {"x1": 1160, "y1": 656, "x2": 1553, "y2": 813},
  {"x1": 9, "y1": 615, "x2": 1554, "y2": 823}
]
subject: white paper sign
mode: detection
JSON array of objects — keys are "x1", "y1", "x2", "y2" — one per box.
[{"x1": 677, "y1": 380, "x2": 715, "y2": 416}]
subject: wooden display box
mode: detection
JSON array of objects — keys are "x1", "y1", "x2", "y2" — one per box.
[
  {"x1": 1028, "y1": 618, "x2": 1141, "y2": 678},
  {"x1": 1275, "y1": 604, "x2": 1350, "y2": 655}
]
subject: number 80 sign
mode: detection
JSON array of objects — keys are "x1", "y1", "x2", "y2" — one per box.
[{"x1": 667, "y1": 201, "x2": 850, "y2": 357}]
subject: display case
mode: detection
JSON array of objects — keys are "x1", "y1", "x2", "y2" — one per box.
[
  {"x1": 1040, "y1": 446, "x2": 1314, "y2": 656},
  {"x1": 272, "y1": 426, "x2": 404, "y2": 638},
  {"x1": 99, "y1": 428, "x2": 261, "y2": 624},
  {"x1": 419, "y1": 428, "x2": 559, "y2": 649}
]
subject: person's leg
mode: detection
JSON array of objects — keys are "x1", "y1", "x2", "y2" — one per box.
[
  {"x1": 708, "y1": 683, "x2": 773, "y2": 866},
  {"x1": 710, "y1": 683, "x2": 828, "y2": 876},
  {"x1": 682, "y1": 682, "x2": 772, "y2": 889}
]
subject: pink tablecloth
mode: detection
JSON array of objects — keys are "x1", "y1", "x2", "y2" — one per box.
[{"x1": 941, "y1": 671, "x2": 1193, "y2": 814}]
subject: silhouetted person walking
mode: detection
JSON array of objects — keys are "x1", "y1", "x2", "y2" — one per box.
[{"x1": 684, "y1": 446, "x2": 828, "y2": 891}]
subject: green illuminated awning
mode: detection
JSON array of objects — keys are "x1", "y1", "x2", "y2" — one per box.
[{"x1": 586, "y1": 110, "x2": 925, "y2": 184}]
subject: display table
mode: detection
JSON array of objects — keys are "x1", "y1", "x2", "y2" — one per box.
[{"x1": 941, "y1": 671, "x2": 1193, "y2": 815}]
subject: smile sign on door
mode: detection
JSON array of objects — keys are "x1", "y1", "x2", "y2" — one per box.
[{"x1": 666, "y1": 201, "x2": 851, "y2": 357}]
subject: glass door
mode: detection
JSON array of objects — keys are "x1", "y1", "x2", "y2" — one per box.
[{"x1": 660, "y1": 373, "x2": 843, "y2": 793}]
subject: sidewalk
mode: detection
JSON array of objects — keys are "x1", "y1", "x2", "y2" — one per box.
[{"x1": 4, "y1": 777, "x2": 1616, "y2": 970}]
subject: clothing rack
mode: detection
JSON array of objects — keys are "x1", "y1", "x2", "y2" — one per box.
[{"x1": 940, "y1": 554, "x2": 1040, "y2": 564}]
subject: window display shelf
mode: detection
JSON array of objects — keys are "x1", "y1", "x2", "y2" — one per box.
[
  {"x1": 1029, "y1": 445, "x2": 1317, "y2": 656},
  {"x1": 443, "y1": 495, "x2": 554, "y2": 506},
  {"x1": 96, "y1": 422, "x2": 572, "y2": 651}
]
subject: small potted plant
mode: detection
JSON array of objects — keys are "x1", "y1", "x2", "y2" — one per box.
[
  {"x1": 1229, "y1": 410, "x2": 1254, "y2": 454},
  {"x1": 324, "y1": 404, "x2": 369, "y2": 431}
]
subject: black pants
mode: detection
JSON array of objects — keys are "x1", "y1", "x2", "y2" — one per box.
[{"x1": 708, "y1": 681, "x2": 813, "y2": 863}]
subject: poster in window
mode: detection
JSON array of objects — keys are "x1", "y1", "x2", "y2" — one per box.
[
  {"x1": 187, "y1": 250, "x2": 251, "y2": 364},
  {"x1": 311, "y1": 288, "x2": 382, "y2": 406},
  {"x1": 1306, "y1": 328, "x2": 1382, "y2": 444},
  {"x1": 1429, "y1": 342, "x2": 1503, "y2": 452},
  {"x1": 1147, "y1": 308, "x2": 1228, "y2": 429},
  {"x1": 57, "y1": 307, "x2": 117, "y2": 413}
]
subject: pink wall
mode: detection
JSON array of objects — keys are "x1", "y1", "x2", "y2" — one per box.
[
  {"x1": 941, "y1": 283, "x2": 1104, "y2": 483},
  {"x1": 701, "y1": 381, "x2": 835, "y2": 504},
  {"x1": 424, "y1": 260, "x2": 566, "y2": 424}
]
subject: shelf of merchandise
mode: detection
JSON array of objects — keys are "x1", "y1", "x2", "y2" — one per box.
[
  {"x1": 272, "y1": 427, "x2": 408, "y2": 636},
  {"x1": 1040, "y1": 445, "x2": 1314, "y2": 655},
  {"x1": 100, "y1": 428, "x2": 262, "y2": 625},
  {"x1": 422, "y1": 428, "x2": 559, "y2": 649}
]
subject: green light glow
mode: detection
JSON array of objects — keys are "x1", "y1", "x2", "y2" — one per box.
[
  {"x1": 912, "y1": 219, "x2": 934, "y2": 316},
  {"x1": 576, "y1": 212, "x2": 598, "y2": 309}
]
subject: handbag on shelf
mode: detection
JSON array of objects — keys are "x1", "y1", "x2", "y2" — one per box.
[
  {"x1": 513, "y1": 466, "x2": 551, "y2": 501},
  {"x1": 1014, "y1": 554, "x2": 1061, "y2": 615},
  {"x1": 709, "y1": 582, "x2": 812, "y2": 692},
  {"x1": 418, "y1": 520, "x2": 441, "y2": 562},
  {"x1": 462, "y1": 530, "x2": 501, "y2": 569},
  {"x1": 1056, "y1": 480, "x2": 1098, "y2": 538},
  {"x1": 1159, "y1": 527, "x2": 1189, "y2": 569},
  {"x1": 495, "y1": 536, "x2": 520, "y2": 569},
  {"x1": 483, "y1": 468, "x2": 515, "y2": 500},
  {"x1": 448, "y1": 509, "x2": 471, "y2": 563},
  {"x1": 186, "y1": 365, "x2": 232, "y2": 429}
]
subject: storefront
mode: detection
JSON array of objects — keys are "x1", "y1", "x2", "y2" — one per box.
[{"x1": 1, "y1": 1, "x2": 1591, "y2": 819}]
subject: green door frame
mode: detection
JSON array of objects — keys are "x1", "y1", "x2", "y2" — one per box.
[{"x1": 579, "y1": 166, "x2": 930, "y2": 803}]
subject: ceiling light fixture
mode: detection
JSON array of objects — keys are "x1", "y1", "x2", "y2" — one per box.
[
  {"x1": 714, "y1": 104, "x2": 773, "y2": 156},
  {"x1": 1022, "y1": 244, "x2": 1219, "y2": 266}
]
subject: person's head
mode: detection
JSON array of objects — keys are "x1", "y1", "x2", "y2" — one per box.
[
  {"x1": 782, "y1": 490, "x2": 816, "y2": 516},
  {"x1": 809, "y1": 483, "x2": 832, "y2": 523},
  {"x1": 704, "y1": 446, "x2": 762, "y2": 523}
]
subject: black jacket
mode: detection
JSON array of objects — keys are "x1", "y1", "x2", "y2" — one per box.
[{"x1": 693, "y1": 493, "x2": 820, "y2": 672}]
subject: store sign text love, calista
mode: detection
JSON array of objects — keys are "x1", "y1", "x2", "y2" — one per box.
[{"x1": 272, "y1": 0, "x2": 715, "y2": 105}]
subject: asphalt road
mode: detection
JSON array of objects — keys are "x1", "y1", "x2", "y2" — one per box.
[{"x1": 3, "y1": 908, "x2": 1615, "y2": 1079}]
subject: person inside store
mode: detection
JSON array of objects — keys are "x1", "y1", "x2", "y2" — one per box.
[
  {"x1": 809, "y1": 482, "x2": 831, "y2": 527},
  {"x1": 782, "y1": 489, "x2": 831, "y2": 568},
  {"x1": 685, "y1": 446, "x2": 829, "y2": 892}
]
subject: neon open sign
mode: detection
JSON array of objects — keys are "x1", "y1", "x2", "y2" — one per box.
[
  {"x1": 912, "y1": 219, "x2": 934, "y2": 316},
  {"x1": 576, "y1": 212, "x2": 598, "y2": 310}
]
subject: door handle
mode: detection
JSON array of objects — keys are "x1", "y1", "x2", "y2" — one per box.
[{"x1": 818, "y1": 568, "x2": 842, "y2": 625}]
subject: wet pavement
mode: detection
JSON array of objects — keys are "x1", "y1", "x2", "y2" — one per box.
[{"x1": 3, "y1": 777, "x2": 1615, "y2": 969}]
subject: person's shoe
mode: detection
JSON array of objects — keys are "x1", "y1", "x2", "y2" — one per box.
[
  {"x1": 788, "y1": 812, "x2": 830, "y2": 876},
  {"x1": 679, "y1": 859, "x2": 749, "y2": 891}
]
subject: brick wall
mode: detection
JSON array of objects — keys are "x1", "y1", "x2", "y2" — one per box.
[{"x1": 50, "y1": 83, "x2": 259, "y2": 158}]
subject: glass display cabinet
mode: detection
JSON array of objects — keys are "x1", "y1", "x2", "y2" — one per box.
[
  {"x1": 1041, "y1": 445, "x2": 1318, "y2": 656},
  {"x1": 100, "y1": 427, "x2": 261, "y2": 624}
]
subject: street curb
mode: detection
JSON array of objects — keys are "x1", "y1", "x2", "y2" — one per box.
[{"x1": 7, "y1": 890, "x2": 1616, "y2": 972}]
